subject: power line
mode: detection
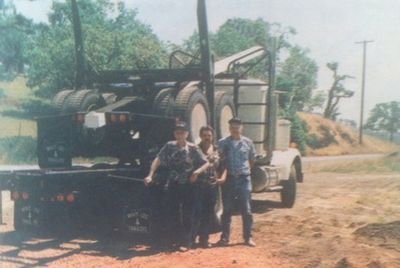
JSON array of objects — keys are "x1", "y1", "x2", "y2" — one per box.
[{"x1": 355, "y1": 40, "x2": 374, "y2": 145}]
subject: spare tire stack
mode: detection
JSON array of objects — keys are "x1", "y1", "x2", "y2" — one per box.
[
  {"x1": 52, "y1": 89, "x2": 105, "y2": 114},
  {"x1": 52, "y1": 90, "x2": 75, "y2": 112},
  {"x1": 63, "y1": 89, "x2": 105, "y2": 113},
  {"x1": 53, "y1": 89, "x2": 107, "y2": 149}
]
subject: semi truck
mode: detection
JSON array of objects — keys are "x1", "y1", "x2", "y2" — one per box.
[{"x1": 0, "y1": 0, "x2": 303, "y2": 235}]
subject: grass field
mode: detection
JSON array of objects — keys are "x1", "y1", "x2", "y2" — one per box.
[
  {"x1": 320, "y1": 153, "x2": 400, "y2": 173},
  {"x1": 0, "y1": 116, "x2": 36, "y2": 138},
  {"x1": 0, "y1": 77, "x2": 33, "y2": 100},
  {"x1": 0, "y1": 77, "x2": 37, "y2": 138}
]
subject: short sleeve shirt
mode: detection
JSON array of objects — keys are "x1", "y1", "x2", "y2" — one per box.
[
  {"x1": 218, "y1": 136, "x2": 256, "y2": 177},
  {"x1": 157, "y1": 141, "x2": 207, "y2": 184}
]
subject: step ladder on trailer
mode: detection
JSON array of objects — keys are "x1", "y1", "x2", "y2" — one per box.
[{"x1": 213, "y1": 45, "x2": 278, "y2": 157}]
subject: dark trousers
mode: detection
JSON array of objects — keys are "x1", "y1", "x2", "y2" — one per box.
[
  {"x1": 193, "y1": 184, "x2": 217, "y2": 243},
  {"x1": 221, "y1": 175, "x2": 253, "y2": 242},
  {"x1": 166, "y1": 183, "x2": 197, "y2": 246}
]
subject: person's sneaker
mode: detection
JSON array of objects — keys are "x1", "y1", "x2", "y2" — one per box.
[
  {"x1": 178, "y1": 243, "x2": 193, "y2": 252},
  {"x1": 215, "y1": 239, "x2": 229, "y2": 247},
  {"x1": 245, "y1": 238, "x2": 256, "y2": 247},
  {"x1": 178, "y1": 246, "x2": 189, "y2": 252}
]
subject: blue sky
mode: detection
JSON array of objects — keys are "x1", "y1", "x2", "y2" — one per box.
[{"x1": 11, "y1": 0, "x2": 400, "y2": 123}]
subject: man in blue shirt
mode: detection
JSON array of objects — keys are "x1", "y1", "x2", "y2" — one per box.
[{"x1": 217, "y1": 117, "x2": 256, "y2": 247}]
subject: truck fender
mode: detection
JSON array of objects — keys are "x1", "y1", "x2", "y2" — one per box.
[{"x1": 270, "y1": 148, "x2": 303, "y2": 182}]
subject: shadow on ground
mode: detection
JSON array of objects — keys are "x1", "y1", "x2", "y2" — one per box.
[
  {"x1": 0, "y1": 198, "x2": 283, "y2": 267},
  {"x1": 251, "y1": 199, "x2": 283, "y2": 214},
  {"x1": 0, "y1": 229, "x2": 160, "y2": 267}
]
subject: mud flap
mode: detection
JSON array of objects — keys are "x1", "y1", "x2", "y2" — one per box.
[
  {"x1": 123, "y1": 207, "x2": 152, "y2": 234},
  {"x1": 37, "y1": 115, "x2": 74, "y2": 169},
  {"x1": 14, "y1": 201, "x2": 73, "y2": 232}
]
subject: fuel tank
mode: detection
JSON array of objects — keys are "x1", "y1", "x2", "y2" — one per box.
[{"x1": 251, "y1": 165, "x2": 279, "y2": 193}]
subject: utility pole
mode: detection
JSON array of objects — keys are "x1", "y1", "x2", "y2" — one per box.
[{"x1": 355, "y1": 40, "x2": 374, "y2": 144}]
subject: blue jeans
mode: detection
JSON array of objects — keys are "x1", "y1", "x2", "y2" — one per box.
[
  {"x1": 221, "y1": 175, "x2": 253, "y2": 242},
  {"x1": 193, "y1": 184, "x2": 217, "y2": 243}
]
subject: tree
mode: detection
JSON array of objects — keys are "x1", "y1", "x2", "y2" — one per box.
[
  {"x1": 0, "y1": 1, "x2": 36, "y2": 80},
  {"x1": 323, "y1": 62, "x2": 354, "y2": 120},
  {"x1": 27, "y1": 0, "x2": 168, "y2": 97},
  {"x1": 183, "y1": 18, "x2": 276, "y2": 58},
  {"x1": 212, "y1": 18, "x2": 274, "y2": 58},
  {"x1": 365, "y1": 101, "x2": 400, "y2": 142},
  {"x1": 183, "y1": 18, "x2": 319, "y2": 112},
  {"x1": 276, "y1": 46, "x2": 320, "y2": 112}
]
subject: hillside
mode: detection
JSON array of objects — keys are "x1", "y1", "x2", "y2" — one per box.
[{"x1": 298, "y1": 112, "x2": 399, "y2": 156}]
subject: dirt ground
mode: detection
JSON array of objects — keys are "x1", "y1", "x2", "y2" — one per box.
[{"x1": 0, "y1": 160, "x2": 399, "y2": 268}]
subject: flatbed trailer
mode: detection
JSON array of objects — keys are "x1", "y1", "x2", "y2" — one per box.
[{"x1": 0, "y1": 166, "x2": 159, "y2": 234}]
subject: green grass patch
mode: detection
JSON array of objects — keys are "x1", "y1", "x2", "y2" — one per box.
[
  {"x1": 321, "y1": 154, "x2": 400, "y2": 173},
  {"x1": 0, "y1": 115, "x2": 36, "y2": 138},
  {"x1": 0, "y1": 77, "x2": 33, "y2": 101},
  {"x1": 0, "y1": 136, "x2": 37, "y2": 164},
  {"x1": 0, "y1": 77, "x2": 38, "y2": 138}
]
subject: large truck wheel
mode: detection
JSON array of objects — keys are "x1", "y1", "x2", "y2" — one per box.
[
  {"x1": 174, "y1": 86, "x2": 210, "y2": 144},
  {"x1": 152, "y1": 87, "x2": 176, "y2": 116},
  {"x1": 52, "y1": 90, "x2": 74, "y2": 112},
  {"x1": 280, "y1": 164, "x2": 297, "y2": 208},
  {"x1": 63, "y1": 89, "x2": 105, "y2": 113},
  {"x1": 215, "y1": 91, "x2": 235, "y2": 139}
]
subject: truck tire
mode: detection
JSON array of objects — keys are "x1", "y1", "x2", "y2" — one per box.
[
  {"x1": 153, "y1": 87, "x2": 176, "y2": 116},
  {"x1": 52, "y1": 90, "x2": 74, "y2": 112},
  {"x1": 280, "y1": 164, "x2": 297, "y2": 208},
  {"x1": 64, "y1": 90, "x2": 106, "y2": 147},
  {"x1": 102, "y1": 93, "x2": 118, "y2": 106},
  {"x1": 174, "y1": 86, "x2": 210, "y2": 143},
  {"x1": 63, "y1": 89, "x2": 105, "y2": 113},
  {"x1": 215, "y1": 91, "x2": 235, "y2": 139}
]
